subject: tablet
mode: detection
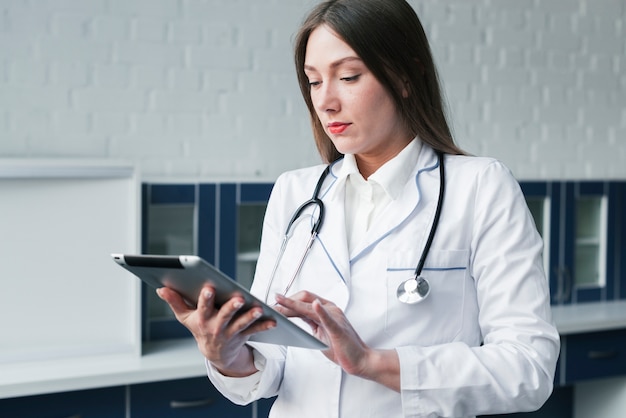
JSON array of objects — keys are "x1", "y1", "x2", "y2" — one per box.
[{"x1": 111, "y1": 254, "x2": 326, "y2": 350}]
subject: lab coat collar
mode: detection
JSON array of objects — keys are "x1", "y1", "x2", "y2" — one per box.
[{"x1": 319, "y1": 142, "x2": 440, "y2": 279}]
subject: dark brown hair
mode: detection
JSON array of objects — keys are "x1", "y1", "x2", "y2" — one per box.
[{"x1": 294, "y1": 0, "x2": 465, "y2": 163}]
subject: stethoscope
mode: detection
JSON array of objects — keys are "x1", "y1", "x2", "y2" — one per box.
[{"x1": 264, "y1": 152, "x2": 445, "y2": 305}]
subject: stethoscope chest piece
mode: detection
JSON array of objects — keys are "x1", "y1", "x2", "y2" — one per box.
[{"x1": 396, "y1": 275, "x2": 430, "y2": 304}]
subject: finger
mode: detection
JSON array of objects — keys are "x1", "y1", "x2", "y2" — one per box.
[
  {"x1": 274, "y1": 293, "x2": 317, "y2": 318},
  {"x1": 221, "y1": 304, "x2": 277, "y2": 340},
  {"x1": 279, "y1": 290, "x2": 328, "y2": 304},
  {"x1": 157, "y1": 287, "x2": 192, "y2": 317},
  {"x1": 274, "y1": 295, "x2": 325, "y2": 332},
  {"x1": 272, "y1": 303, "x2": 298, "y2": 317},
  {"x1": 196, "y1": 285, "x2": 216, "y2": 319},
  {"x1": 214, "y1": 296, "x2": 248, "y2": 332},
  {"x1": 238, "y1": 316, "x2": 277, "y2": 337}
]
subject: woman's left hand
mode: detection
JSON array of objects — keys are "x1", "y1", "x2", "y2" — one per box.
[{"x1": 274, "y1": 291, "x2": 400, "y2": 391}]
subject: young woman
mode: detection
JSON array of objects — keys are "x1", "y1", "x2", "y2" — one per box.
[{"x1": 158, "y1": 1, "x2": 560, "y2": 416}]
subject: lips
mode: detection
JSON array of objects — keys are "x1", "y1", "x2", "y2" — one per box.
[{"x1": 327, "y1": 122, "x2": 350, "y2": 134}]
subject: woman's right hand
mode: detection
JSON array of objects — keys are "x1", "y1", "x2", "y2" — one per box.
[{"x1": 157, "y1": 285, "x2": 276, "y2": 377}]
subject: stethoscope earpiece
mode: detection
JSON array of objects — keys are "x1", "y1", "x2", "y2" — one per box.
[{"x1": 396, "y1": 275, "x2": 430, "y2": 304}]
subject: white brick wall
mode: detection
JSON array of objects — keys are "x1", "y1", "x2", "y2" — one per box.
[{"x1": 0, "y1": 0, "x2": 624, "y2": 180}]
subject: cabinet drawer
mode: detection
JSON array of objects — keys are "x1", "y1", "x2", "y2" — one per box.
[
  {"x1": 130, "y1": 376, "x2": 251, "y2": 418},
  {"x1": 0, "y1": 386, "x2": 125, "y2": 418},
  {"x1": 564, "y1": 329, "x2": 626, "y2": 383}
]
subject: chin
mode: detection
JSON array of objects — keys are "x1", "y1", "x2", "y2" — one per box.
[{"x1": 329, "y1": 137, "x2": 359, "y2": 156}]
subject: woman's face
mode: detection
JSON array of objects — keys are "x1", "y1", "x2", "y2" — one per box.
[{"x1": 304, "y1": 24, "x2": 413, "y2": 170}]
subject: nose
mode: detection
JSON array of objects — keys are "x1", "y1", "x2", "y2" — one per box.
[{"x1": 312, "y1": 80, "x2": 339, "y2": 114}]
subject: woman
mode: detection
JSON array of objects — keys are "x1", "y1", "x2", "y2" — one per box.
[{"x1": 158, "y1": 0, "x2": 560, "y2": 416}]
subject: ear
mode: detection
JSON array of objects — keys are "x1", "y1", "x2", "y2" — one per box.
[{"x1": 402, "y1": 81, "x2": 410, "y2": 98}]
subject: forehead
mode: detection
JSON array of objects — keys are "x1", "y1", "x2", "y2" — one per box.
[{"x1": 304, "y1": 24, "x2": 361, "y2": 70}]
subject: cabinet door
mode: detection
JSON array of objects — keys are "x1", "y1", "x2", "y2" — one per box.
[
  {"x1": 142, "y1": 183, "x2": 201, "y2": 340},
  {"x1": 566, "y1": 182, "x2": 613, "y2": 303},
  {"x1": 477, "y1": 386, "x2": 573, "y2": 418},
  {"x1": 141, "y1": 182, "x2": 273, "y2": 340},
  {"x1": 521, "y1": 181, "x2": 619, "y2": 305},
  {"x1": 614, "y1": 182, "x2": 626, "y2": 300},
  {"x1": 563, "y1": 329, "x2": 626, "y2": 384},
  {"x1": 218, "y1": 183, "x2": 274, "y2": 290},
  {"x1": 130, "y1": 377, "x2": 251, "y2": 418},
  {"x1": 520, "y1": 181, "x2": 560, "y2": 304},
  {"x1": 0, "y1": 386, "x2": 125, "y2": 418}
]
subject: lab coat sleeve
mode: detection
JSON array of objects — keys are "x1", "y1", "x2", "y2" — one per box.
[
  {"x1": 397, "y1": 160, "x2": 560, "y2": 417},
  {"x1": 206, "y1": 343, "x2": 286, "y2": 405}
]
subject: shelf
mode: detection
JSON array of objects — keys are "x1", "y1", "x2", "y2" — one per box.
[{"x1": 238, "y1": 251, "x2": 260, "y2": 262}]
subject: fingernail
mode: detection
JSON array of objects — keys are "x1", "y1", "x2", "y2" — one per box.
[
  {"x1": 233, "y1": 301, "x2": 244, "y2": 309},
  {"x1": 203, "y1": 289, "x2": 213, "y2": 299},
  {"x1": 252, "y1": 310, "x2": 262, "y2": 319}
]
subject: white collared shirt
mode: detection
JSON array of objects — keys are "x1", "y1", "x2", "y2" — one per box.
[{"x1": 340, "y1": 138, "x2": 422, "y2": 252}]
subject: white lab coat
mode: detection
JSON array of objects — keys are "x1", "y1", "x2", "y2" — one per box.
[{"x1": 207, "y1": 144, "x2": 560, "y2": 418}]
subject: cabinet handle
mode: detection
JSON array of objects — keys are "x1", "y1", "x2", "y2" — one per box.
[
  {"x1": 587, "y1": 349, "x2": 618, "y2": 360},
  {"x1": 561, "y1": 266, "x2": 572, "y2": 303},
  {"x1": 170, "y1": 398, "x2": 214, "y2": 409}
]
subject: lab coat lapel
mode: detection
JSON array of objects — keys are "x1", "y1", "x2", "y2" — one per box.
[
  {"x1": 315, "y1": 169, "x2": 351, "y2": 286},
  {"x1": 350, "y1": 146, "x2": 440, "y2": 261}
]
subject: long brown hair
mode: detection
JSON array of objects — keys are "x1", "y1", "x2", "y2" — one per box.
[{"x1": 294, "y1": 0, "x2": 465, "y2": 163}]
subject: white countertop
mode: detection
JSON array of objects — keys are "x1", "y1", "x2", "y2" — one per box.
[
  {"x1": 0, "y1": 339, "x2": 206, "y2": 399},
  {"x1": 551, "y1": 300, "x2": 626, "y2": 335},
  {"x1": 2, "y1": 300, "x2": 625, "y2": 400}
]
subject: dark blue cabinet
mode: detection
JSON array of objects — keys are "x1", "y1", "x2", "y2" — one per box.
[
  {"x1": 562, "y1": 329, "x2": 626, "y2": 384},
  {"x1": 141, "y1": 182, "x2": 273, "y2": 341},
  {"x1": 520, "y1": 181, "x2": 623, "y2": 305},
  {"x1": 218, "y1": 182, "x2": 274, "y2": 290},
  {"x1": 479, "y1": 386, "x2": 573, "y2": 418},
  {"x1": 519, "y1": 182, "x2": 561, "y2": 304},
  {"x1": 0, "y1": 378, "x2": 261, "y2": 418},
  {"x1": 615, "y1": 181, "x2": 626, "y2": 301},
  {"x1": 0, "y1": 386, "x2": 126, "y2": 418},
  {"x1": 131, "y1": 377, "x2": 251, "y2": 418}
]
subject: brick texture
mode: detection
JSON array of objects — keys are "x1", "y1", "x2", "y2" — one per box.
[{"x1": 0, "y1": 0, "x2": 624, "y2": 180}]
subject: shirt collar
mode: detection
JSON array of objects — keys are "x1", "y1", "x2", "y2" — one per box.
[{"x1": 335, "y1": 137, "x2": 421, "y2": 201}]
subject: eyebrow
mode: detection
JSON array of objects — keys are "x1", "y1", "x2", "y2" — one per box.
[{"x1": 304, "y1": 56, "x2": 363, "y2": 72}]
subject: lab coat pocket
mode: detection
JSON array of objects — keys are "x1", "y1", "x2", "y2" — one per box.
[{"x1": 385, "y1": 249, "x2": 470, "y2": 345}]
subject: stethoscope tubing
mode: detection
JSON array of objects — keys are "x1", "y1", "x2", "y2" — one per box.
[
  {"x1": 263, "y1": 153, "x2": 445, "y2": 304},
  {"x1": 263, "y1": 166, "x2": 329, "y2": 302},
  {"x1": 412, "y1": 151, "x2": 445, "y2": 279}
]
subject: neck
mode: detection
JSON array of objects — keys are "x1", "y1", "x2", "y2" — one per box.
[{"x1": 355, "y1": 138, "x2": 413, "y2": 179}]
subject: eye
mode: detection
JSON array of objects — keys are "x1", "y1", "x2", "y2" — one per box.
[
  {"x1": 308, "y1": 80, "x2": 321, "y2": 87},
  {"x1": 340, "y1": 74, "x2": 361, "y2": 82}
]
